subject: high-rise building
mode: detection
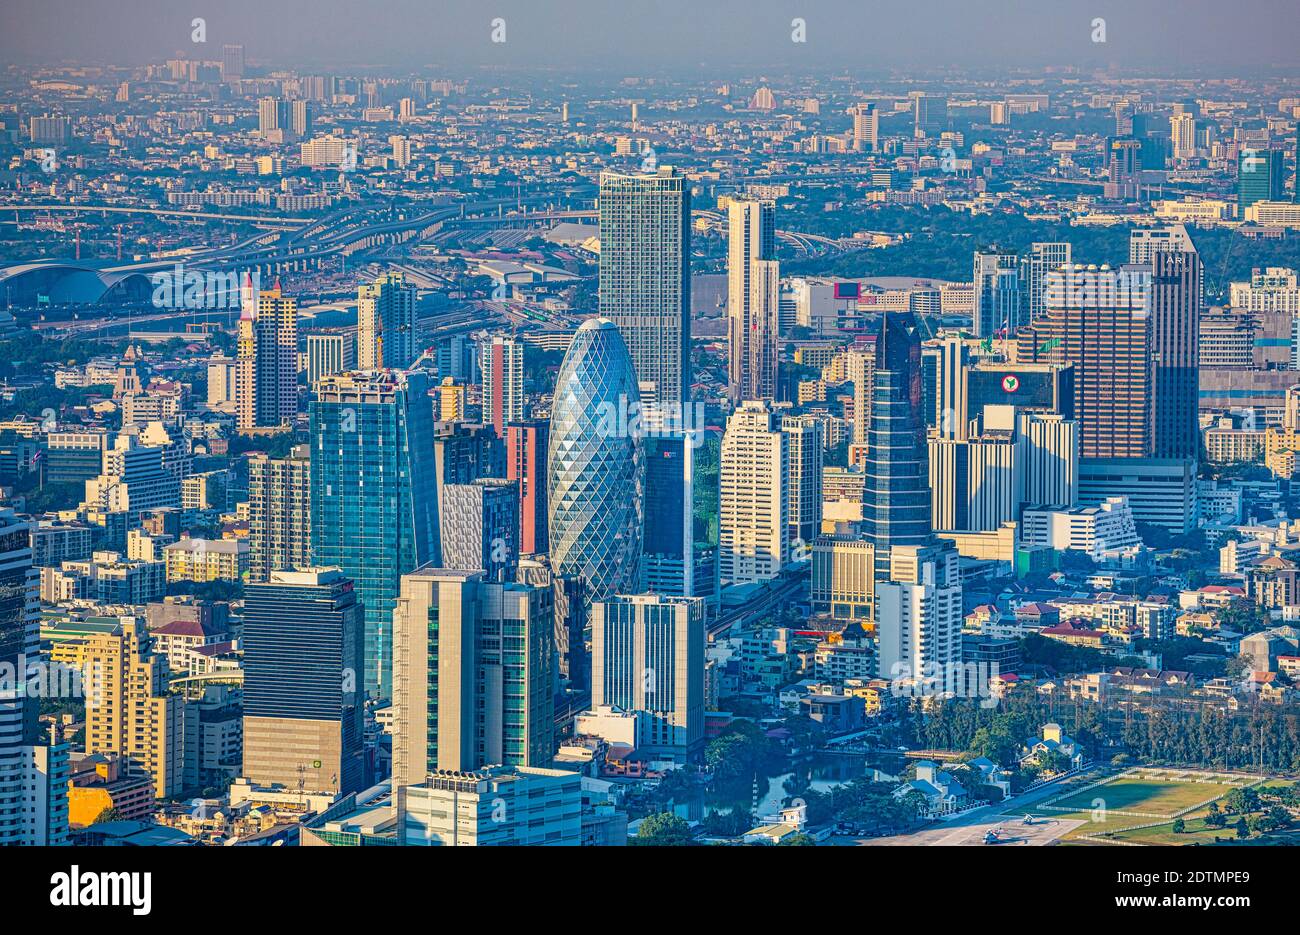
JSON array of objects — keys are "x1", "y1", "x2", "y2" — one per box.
[
  {"x1": 1238, "y1": 147, "x2": 1286, "y2": 214},
  {"x1": 643, "y1": 433, "x2": 709, "y2": 600},
  {"x1": 973, "y1": 252, "x2": 1021, "y2": 338},
  {"x1": 306, "y1": 333, "x2": 354, "y2": 386},
  {"x1": 391, "y1": 569, "x2": 554, "y2": 788},
  {"x1": 811, "y1": 531, "x2": 875, "y2": 621},
  {"x1": 598, "y1": 168, "x2": 691, "y2": 418},
  {"x1": 440, "y1": 479, "x2": 519, "y2": 582},
  {"x1": 1146, "y1": 241, "x2": 1202, "y2": 461},
  {"x1": 547, "y1": 319, "x2": 644, "y2": 602},
  {"x1": 310, "y1": 371, "x2": 440, "y2": 698},
  {"x1": 909, "y1": 92, "x2": 948, "y2": 138},
  {"x1": 1020, "y1": 242, "x2": 1072, "y2": 324},
  {"x1": 220, "y1": 44, "x2": 245, "y2": 80},
  {"x1": 479, "y1": 335, "x2": 524, "y2": 437},
  {"x1": 436, "y1": 377, "x2": 466, "y2": 421},
  {"x1": 0, "y1": 510, "x2": 70, "y2": 845},
  {"x1": 862, "y1": 314, "x2": 932, "y2": 577},
  {"x1": 506, "y1": 420, "x2": 549, "y2": 556},
  {"x1": 517, "y1": 559, "x2": 588, "y2": 694},
  {"x1": 590, "y1": 594, "x2": 705, "y2": 764},
  {"x1": 241, "y1": 568, "x2": 364, "y2": 795},
  {"x1": 83, "y1": 619, "x2": 185, "y2": 799},
  {"x1": 247, "y1": 445, "x2": 312, "y2": 583},
  {"x1": 727, "y1": 199, "x2": 780, "y2": 401},
  {"x1": 1030, "y1": 264, "x2": 1154, "y2": 459},
  {"x1": 356, "y1": 272, "x2": 416, "y2": 371},
  {"x1": 393, "y1": 766, "x2": 581, "y2": 846},
  {"x1": 852, "y1": 102, "x2": 879, "y2": 152},
  {"x1": 236, "y1": 277, "x2": 298, "y2": 433},
  {"x1": 876, "y1": 542, "x2": 963, "y2": 681},
  {"x1": 782, "y1": 415, "x2": 824, "y2": 546},
  {"x1": 719, "y1": 401, "x2": 788, "y2": 584},
  {"x1": 1170, "y1": 112, "x2": 1197, "y2": 160}
]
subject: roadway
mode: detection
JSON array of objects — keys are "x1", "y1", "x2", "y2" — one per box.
[{"x1": 841, "y1": 771, "x2": 1096, "y2": 846}]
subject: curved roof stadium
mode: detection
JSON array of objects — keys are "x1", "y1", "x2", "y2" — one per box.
[{"x1": 0, "y1": 261, "x2": 156, "y2": 305}]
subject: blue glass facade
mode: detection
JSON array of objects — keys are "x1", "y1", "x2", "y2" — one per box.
[{"x1": 310, "y1": 371, "x2": 440, "y2": 699}]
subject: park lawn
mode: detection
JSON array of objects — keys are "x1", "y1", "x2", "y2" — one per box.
[
  {"x1": 1048, "y1": 777, "x2": 1237, "y2": 817},
  {"x1": 1105, "y1": 815, "x2": 1229, "y2": 845}
]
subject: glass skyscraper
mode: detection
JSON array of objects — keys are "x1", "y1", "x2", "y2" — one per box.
[
  {"x1": 598, "y1": 167, "x2": 691, "y2": 417},
  {"x1": 310, "y1": 371, "x2": 440, "y2": 699},
  {"x1": 547, "y1": 318, "x2": 644, "y2": 602},
  {"x1": 861, "y1": 313, "x2": 933, "y2": 576}
]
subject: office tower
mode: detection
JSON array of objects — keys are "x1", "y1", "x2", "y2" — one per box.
[
  {"x1": 356, "y1": 272, "x2": 416, "y2": 371},
  {"x1": 479, "y1": 334, "x2": 524, "y2": 437},
  {"x1": 1238, "y1": 147, "x2": 1285, "y2": 213},
  {"x1": 393, "y1": 766, "x2": 581, "y2": 847},
  {"x1": 719, "y1": 401, "x2": 789, "y2": 584},
  {"x1": 811, "y1": 531, "x2": 875, "y2": 620},
  {"x1": 241, "y1": 568, "x2": 363, "y2": 795},
  {"x1": 862, "y1": 314, "x2": 932, "y2": 576},
  {"x1": 310, "y1": 371, "x2": 440, "y2": 698},
  {"x1": 289, "y1": 99, "x2": 312, "y2": 138},
  {"x1": 1034, "y1": 264, "x2": 1153, "y2": 459},
  {"x1": 0, "y1": 510, "x2": 70, "y2": 845},
  {"x1": 247, "y1": 445, "x2": 312, "y2": 582},
  {"x1": 28, "y1": 114, "x2": 71, "y2": 144},
  {"x1": 506, "y1": 420, "x2": 549, "y2": 555},
  {"x1": 727, "y1": 199, "x2": 781, "y2": 401},
  {"x1": 876, "y1": 542, "x2": 963, "y2": 680},
  {"x1": 1108, "y1": 137, "x2": 1142, "y2": 184},
  {"x1": 1146, "y1": 240, "x2": 1202, "y2": 461},
  {"x1": 306, "y1": 333, "x2": 353, "y2": 386},
  {"x1": 930, "y1": 404, "x2": 1020, "y2": 533},
  {"x1": 973, "y1": 252, "x2": 1021, "y2": 338},
  {"x1": 590, "y1": 594, "x2": 705, "y2": 764},
  {"x1": 220, "y1": 44, "x2": 244, "y2": 80},
  {"x1": 440, "y1": 479, "x2": 519, "y2": 582},
  {"x1": 391, "y1": 569, "x2": 554, "y2": 787},
  {"x1": 1170, "y1": 112, "x2": 1196, "y2": 160},
  {"x1": 547, "y1": 319, "x2": 644, "y2": 602},
  {"x1": 598, "y1": 167, "x2": 691, "y2": 418},
  {"x1": 643, "y1": 434, "x2": 698, "y2": 598},
  {"x1": 909, "y1": 91, "x2": 948, "y2": 137},
  {"x1": 236, "y1": 277, "x2": 298, "y2": 433},
  {"x1": 1019, "y1": 411, "x2": 1080, "y2": 508},
  {"x1": 45, "y1": 429, "x2": 110, "y2": 485},
  {"x1": 1020, "y1": 242, "x2": 1072, "y2": 324},
  {"x1": 782, "y1": 415, "x2": 824, "y2": 545},
  {"x1": 852, "y1": 102, "x2": 879, "y2": 152},
  {"x1": 518, "y1": 559, "x2": 588, "y2": 693},
  {"x1": 83, "y1": 619, "x2": 185, "y2": 798}
]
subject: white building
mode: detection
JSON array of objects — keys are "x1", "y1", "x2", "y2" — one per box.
[
  {"x1": 876, "y1": 543, "x2": 963, "y2": 683},
  {"x1": 1021, "y1": 496, "x2": 1140, "y2": 559},
  {"x1": 720, "y1": 401, "x2": 789, "y2": 584}
]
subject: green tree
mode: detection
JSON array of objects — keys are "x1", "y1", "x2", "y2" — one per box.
[
  {"x1": 636, "y1": 812, "x2": 693, "y2": 846},
  {"x1": 1172, "y1": 818, "x2": 1186, "y2": 834}
]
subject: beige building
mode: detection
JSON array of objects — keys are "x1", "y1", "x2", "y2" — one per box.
[
  {"x1": 83, "y1": 619, "x2": 185, "y2": 798},
  {"x1": 163, "y1": 538, "x2": 249, "y2": 583}
]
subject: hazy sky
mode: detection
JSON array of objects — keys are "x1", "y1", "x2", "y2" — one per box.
[{"x1": 2, "y1": 0, "x2": 1297, "y2": 74}]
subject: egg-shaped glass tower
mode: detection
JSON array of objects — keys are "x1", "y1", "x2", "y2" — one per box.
[{"x1": 547, "y1": 318, "x2": 644, "y2": 600}]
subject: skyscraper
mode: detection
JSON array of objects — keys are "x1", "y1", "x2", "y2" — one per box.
[
  {"x1": 643, "y1": 434, "x2": 701, "y2": 599},
  {"x1": 506, "y1": 420, "x2": 549, "y2": 556},
  {"x1": 1238, "y1": 147, "x2": 1286, "y2": 213},
  {"x1": 782, "y1": 414, "x2": 824, "y2": 546},
  {"x1": 247, "y1": 445, "x2": 312, "y2": 583},
  {"x1": 909, "y1": 91, "x2": 948, "y2": 138},
  {"x1": 547, "y1": 319, "x2": 644, "y2": 602},
  {"x1": 391, "y1": 569, "x2": 554, "y2": 787},
  {"x1": 357, "y1": 271, "x2": 416, "y2": 371},
  {"x1": 236, "y1": 277, "x2": 298, "y2": 433},
  {"x1": 727, "y1": 199, "x2": 780, "y2": 402},
  {"x1": 598, "y1": 167, "x2": 691, "y2": 419},
  {"x1": 590, "y1": 594, "x2": 705, "y2": 764},
  {"x1": 440, "y1": 479, "x2": 519, "y2": 582},
  {"x1": 0, "y1": 509, "x2": 69, "y2": 845},
  {"x1": 719, "y1": 401, "x2": 788, "y2": 584},
  {"x1": 973, "y1": 252, "x2": 1021, "y2": 338},
  {"x1": 861, "y1": 314, "x2": 932, "y2": 576},
  {"x1": 876, "y1": 543, "x2": 963, "y2": 681},
  {"x1": 1032, "y1": 264, "x2": 1153, "y2": 459},
  {"x1": 220, "y1": 44, "x2": 245, "y2": 80},
  {"x1": 479, "y1": 334, "x2": 524, "y2": 437},
  {"x1": 1020, "y1": 242, "x2": 1072, "y2": 324},
  {"x1": 852, "y1": 102, "x2": 879, "y2": 152},
  {"x1": 310, "y1": 371, "x2": 440, "y2": 698},
  {"x1": 241, "y1": 568, "x2": 364, "y2": 795},
  {"x1": 1146, "y1": 237, "x2": 1202, "y2": 461}
]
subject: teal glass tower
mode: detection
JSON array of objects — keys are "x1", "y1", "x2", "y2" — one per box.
[{"x1": 310, "y1": 371, "x2": 440, "y2": 699}]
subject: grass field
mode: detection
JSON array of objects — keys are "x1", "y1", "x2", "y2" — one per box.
[{"x1": 1048, "y1": 776, "x2": 1239, "y2": 817}]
